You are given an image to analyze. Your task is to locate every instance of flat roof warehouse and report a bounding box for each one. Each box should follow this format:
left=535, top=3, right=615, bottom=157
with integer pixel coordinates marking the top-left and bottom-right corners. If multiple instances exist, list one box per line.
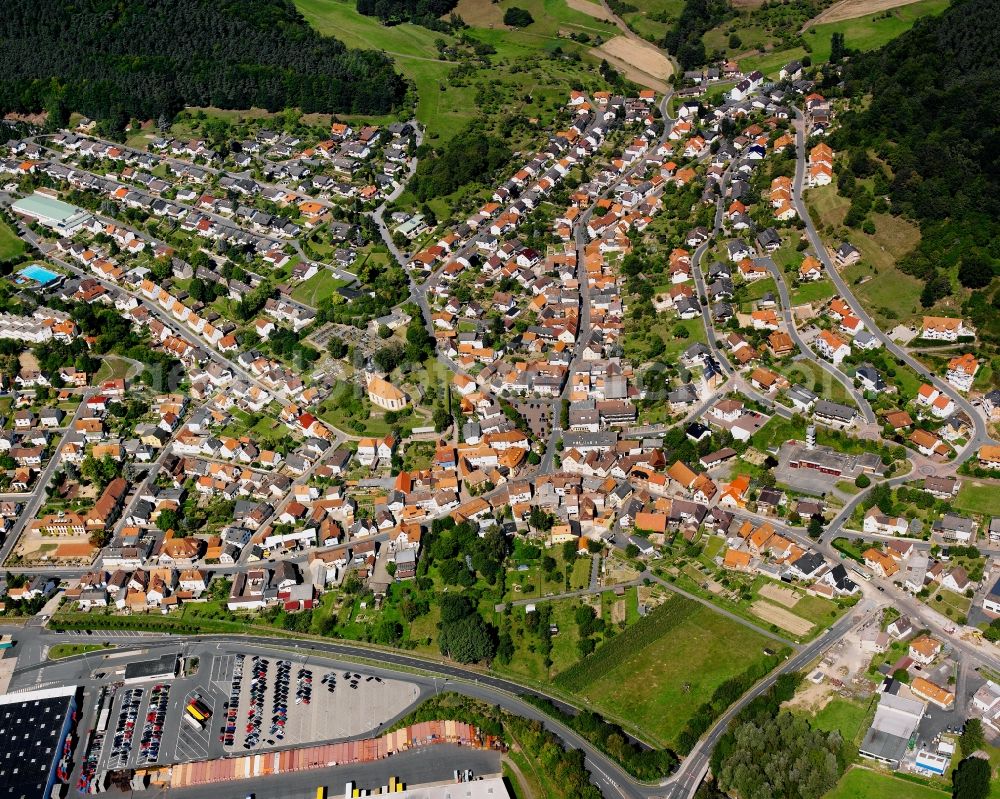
left=11, top=191, right=92, bottom=235
left=123, top=653, right=179, bottom=684
left=0, top=685, right=79, bottom=799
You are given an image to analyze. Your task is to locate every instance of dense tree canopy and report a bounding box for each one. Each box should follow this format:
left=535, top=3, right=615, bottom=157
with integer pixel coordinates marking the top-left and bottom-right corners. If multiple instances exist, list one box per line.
left=410, top=123, right=512, bottom=201
left=835, top=0, right=1000, bottom=322
left=357, top=0, right=458, bottom=26
left=663, top=0, right=730, bottom=69
left=717, top=712, right=845, bottom=799
left=0, top=0, right=406, bottom=127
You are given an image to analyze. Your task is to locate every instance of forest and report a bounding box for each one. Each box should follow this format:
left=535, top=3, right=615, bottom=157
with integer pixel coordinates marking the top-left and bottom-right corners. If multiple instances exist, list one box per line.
left=834, top=0, right=1000, bottom=334
left=356, top=0, right=459, bottom=28
left=0, top=0, right=406, bottom=129
left=409, top=123, right=512, bottom=201
left=663, top=0, right=732, bottom=69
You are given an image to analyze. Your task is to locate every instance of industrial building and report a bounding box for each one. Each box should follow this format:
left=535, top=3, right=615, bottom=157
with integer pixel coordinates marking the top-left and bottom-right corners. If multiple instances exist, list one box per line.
left=11, top=192, right=92, bottom=235
left=859, top=691, right=924, bottom=768
left=0, top=685, right=79, bottom=799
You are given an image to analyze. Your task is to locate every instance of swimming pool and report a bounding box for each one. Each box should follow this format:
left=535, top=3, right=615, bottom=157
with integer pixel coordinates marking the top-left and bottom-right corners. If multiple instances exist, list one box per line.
left=18, top=265, right=60, bottom=285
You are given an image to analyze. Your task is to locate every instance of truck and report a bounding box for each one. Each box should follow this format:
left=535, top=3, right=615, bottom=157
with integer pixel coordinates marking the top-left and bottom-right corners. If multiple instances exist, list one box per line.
left=315, top=788, right=326, bottom=799
left=183, top=714, right=204, bottom=731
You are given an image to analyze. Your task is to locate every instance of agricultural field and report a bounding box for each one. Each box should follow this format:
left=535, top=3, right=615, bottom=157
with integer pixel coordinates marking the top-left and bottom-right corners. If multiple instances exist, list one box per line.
left=555, top=596, right=774, bottom=746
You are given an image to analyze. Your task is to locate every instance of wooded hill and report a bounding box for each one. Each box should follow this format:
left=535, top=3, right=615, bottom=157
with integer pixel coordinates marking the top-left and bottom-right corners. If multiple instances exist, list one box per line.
left=0, top=0, right=406, bottom=128
left=834, top=0, right=1000, bottom=332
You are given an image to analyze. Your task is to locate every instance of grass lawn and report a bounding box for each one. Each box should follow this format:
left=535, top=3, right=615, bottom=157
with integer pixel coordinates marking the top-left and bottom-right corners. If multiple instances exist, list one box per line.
left=751, top=414, right=808, bottom=451
left=931, top=587, right=971, bottom=618
left=48, top=643, right=112, bottom=660
left=0, top=219, right=25, bottom=260
left=825, top=767, right=948, bottom=799
left=808, top=697, right=870, bottom=743
left=290, top=269, right=348, bottom=307
left=778, top=358, right=854, bottom=405
left=571, top=600, right=773, bottom=747
left=954, top=480, right=1000, bottom=516
left=790, top=278, right=836, bottom=306
left=663, top=317, right=708, bottom=360
left=94, top=355, right=135, bottom=384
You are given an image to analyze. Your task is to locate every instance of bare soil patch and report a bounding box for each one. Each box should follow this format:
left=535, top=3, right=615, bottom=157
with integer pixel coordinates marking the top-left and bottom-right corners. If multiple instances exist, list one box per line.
left=759, top=583, right=801, bottom=608
left=751, top=600, right=814, bottom=636
left=591, top=35, right=674, bottom=91
left=806, top=0, right=925, bottom=27
left=612, top=599, right=626, bottom=624
left=565, top=0, right=610, bottom=18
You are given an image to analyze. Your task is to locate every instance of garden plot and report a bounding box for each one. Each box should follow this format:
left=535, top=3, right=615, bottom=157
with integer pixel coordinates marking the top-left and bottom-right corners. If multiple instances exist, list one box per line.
left=751, top=601, right=814, bottom=637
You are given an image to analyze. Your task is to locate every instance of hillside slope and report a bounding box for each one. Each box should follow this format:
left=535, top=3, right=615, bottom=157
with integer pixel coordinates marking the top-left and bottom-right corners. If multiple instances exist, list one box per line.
left=0, top=0, right=406, bottom=126
left=834, top=0, right=1000, bottom=337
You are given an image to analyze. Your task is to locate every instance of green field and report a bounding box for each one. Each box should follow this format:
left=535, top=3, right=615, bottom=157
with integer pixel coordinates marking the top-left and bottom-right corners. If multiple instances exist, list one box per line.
left=295, top=0, right=618, bottom=141
left=779, top=358, right=854, bottom=405
left=805, top=0, right=951, bottom=63
left=738, top=0, right=950, bottom=77
left=0, top=219, right=25, bottom=260
left=807, top=183, right=928, bottom=326
left=954, top=480, right=1000, bottom=516
left=790, top=278, right=836, bottom=306
left=94, top=355, right=135, bottom=384
left=48, top=642, right=113, bottom=660
left=620, top=0, right=686, bottom=40
left=809, top=697, right=870, bottom=743
left=289, top=269, right=349, bottom=307
left=560, top=598, right=773, bottom=747
left=824, top=767, right=947, bottom=799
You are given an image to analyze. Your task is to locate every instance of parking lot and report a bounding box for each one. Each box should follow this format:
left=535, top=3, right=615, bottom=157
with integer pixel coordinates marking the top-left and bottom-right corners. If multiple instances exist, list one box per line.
left=87, top=646, right=424, bottom=778
left=226, top=653, right=421, bottom=753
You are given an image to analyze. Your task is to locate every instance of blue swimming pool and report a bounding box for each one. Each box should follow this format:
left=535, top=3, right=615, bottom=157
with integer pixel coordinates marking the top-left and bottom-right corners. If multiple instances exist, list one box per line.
left=18, top=265, right=60, bottom=285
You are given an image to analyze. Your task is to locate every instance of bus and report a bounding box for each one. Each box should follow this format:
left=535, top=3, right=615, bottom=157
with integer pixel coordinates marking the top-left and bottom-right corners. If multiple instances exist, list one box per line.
left=185, top=698, right=211, bottom=723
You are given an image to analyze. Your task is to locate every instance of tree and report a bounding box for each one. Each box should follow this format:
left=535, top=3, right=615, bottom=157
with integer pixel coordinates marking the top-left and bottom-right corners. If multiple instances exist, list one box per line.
left=327, top=336, right=348, bottom=359
left=503, top=6, right=534, bottom=26
left=439, top=613, right=497, bottom=663
left=372, top=618, right=403, bottom=646
left=953, top=756, right=991, bottom=799
left=497, top=631, right=515, bottom=664
left=808, top=515, right=825, bottom=539
left=892, top=667, right=910, bottom=684
left=386, top=561, right=397, bottom=578
left=728, top=33, right=742, bottom=49
left=156, top=509, right=180, bottom=532
left=830, top=31, right=845, bottom=62
left=959, top=254, right=995, bottom=289
left=855, top=474, right=871, bottom=488
left=960, top=719, right=986, bottom=757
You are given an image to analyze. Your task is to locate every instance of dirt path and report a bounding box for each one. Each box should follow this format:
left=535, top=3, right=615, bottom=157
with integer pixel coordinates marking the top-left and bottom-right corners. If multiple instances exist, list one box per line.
left=804, top=0, right=926, bottom=27
left=503, top=753, right=535, bottom=799
left=565, top=0, right=609, bottom=18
